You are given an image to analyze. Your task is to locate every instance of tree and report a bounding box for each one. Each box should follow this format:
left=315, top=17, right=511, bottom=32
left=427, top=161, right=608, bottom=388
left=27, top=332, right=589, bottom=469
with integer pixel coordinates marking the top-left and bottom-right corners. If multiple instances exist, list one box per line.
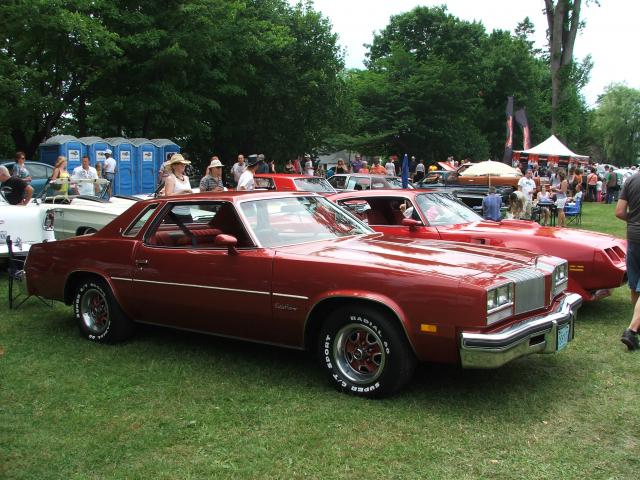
left=544, top=0, right=583, bottom=133
left=592, top=84, right=640, bottom=165
left=0, top=0, right=121, bottom=158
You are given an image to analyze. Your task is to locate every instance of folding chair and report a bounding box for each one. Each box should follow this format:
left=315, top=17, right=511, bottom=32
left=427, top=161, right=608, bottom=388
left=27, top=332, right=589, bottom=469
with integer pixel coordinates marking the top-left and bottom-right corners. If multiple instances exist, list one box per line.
left=565, top=199, right=582, bottom=226
left=6, top=236, right=53, bottom=309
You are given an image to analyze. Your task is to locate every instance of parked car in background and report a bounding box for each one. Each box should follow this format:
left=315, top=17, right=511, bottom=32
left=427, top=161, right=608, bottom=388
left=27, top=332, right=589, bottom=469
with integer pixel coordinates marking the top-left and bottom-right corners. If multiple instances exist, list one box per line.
left=330, top=189, right=627, bottom=302
left=414, top=170, right=513, bottom=208
left=26, top=191, right=581, bottom=398
left=0, top=160, right=54, bottom=196
left=328, top=174, right=412, bottom=192
left=0, top=178, right=136, bottom=257
left=254, top=174, right=336, bottom=195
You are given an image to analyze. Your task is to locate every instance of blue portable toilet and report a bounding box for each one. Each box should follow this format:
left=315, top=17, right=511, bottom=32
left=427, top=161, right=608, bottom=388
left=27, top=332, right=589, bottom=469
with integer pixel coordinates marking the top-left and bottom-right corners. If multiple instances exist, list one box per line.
left=104, top=137, right=136, bottom=195
left=130, top=138, right=157, bottom=194
left=150, top=138, right=180, bottom=177
left=78, top=136, right=110, bottom=168
left=39, top=135, right=83, bottom=170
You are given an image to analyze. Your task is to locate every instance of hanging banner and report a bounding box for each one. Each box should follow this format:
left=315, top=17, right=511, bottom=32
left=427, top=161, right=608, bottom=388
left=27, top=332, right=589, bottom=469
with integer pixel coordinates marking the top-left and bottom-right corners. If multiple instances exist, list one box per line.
left=515, top=108, right=531, bottom=149
left=502, top=96, right=514, bottom=164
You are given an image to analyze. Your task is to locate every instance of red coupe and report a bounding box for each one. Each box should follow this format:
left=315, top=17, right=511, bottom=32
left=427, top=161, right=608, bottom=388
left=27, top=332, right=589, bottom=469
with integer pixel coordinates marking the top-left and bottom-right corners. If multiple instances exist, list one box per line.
left=25, top=191, right=582, bottom=398
left=330, top=189, right=627, bottom=302
left=254, top=173, right=336, bottom=195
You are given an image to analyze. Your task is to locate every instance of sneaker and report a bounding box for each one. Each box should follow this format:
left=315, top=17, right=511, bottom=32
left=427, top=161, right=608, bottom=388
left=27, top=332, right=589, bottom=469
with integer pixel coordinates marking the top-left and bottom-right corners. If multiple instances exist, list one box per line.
left=621, top=329, right=639, bottom=351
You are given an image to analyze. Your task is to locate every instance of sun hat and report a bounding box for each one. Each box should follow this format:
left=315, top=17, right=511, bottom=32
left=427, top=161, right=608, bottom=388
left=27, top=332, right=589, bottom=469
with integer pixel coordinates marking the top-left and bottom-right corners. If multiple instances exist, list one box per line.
left=104, top=148, right=112, bottom=155
left=208, top=159, right=223, bottom=169
left=166, top=153, right=191, bottom=166
left=247, top=154, right=260, bottom=167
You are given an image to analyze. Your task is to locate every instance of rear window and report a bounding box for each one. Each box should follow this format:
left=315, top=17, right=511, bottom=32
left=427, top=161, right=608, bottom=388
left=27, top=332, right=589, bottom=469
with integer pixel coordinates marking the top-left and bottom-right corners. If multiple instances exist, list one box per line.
left=123, top=204, right=158, bottom=237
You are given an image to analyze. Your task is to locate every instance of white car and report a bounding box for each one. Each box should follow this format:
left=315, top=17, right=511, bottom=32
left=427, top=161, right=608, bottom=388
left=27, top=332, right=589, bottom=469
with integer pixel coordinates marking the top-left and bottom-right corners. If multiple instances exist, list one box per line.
left=0, top=178, right=138, bottom=256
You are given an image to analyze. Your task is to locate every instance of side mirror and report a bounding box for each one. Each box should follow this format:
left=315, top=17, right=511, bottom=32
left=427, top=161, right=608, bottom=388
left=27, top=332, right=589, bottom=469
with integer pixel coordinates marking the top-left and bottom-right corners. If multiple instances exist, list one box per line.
left=401, top=218, right=422, bottom=230
left=215, top=234, right=238, bottom=255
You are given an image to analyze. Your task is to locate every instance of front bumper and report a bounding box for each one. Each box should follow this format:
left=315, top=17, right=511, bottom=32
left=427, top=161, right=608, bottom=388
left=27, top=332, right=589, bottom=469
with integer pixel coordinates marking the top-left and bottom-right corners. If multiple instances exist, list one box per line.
left=459, top=293, right=583, bottom=368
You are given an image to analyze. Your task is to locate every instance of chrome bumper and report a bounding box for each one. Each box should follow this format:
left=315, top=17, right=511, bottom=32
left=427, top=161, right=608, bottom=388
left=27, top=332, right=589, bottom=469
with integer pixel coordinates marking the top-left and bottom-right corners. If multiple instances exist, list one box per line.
left=460, top=293, right=583, bottom=369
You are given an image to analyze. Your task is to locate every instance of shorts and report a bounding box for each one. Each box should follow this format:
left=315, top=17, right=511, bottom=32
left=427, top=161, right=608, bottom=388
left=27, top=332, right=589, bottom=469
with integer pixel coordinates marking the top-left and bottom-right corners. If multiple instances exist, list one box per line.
left=104, top=172, right=115, bottom=182
left=555, top=197, right=567, bottom=209
left=627, top=241, right=640, bottom=292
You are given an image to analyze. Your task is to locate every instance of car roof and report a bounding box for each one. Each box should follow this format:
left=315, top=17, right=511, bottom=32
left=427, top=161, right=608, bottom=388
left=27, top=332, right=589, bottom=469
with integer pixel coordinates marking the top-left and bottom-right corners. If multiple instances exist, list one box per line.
left=254, top=173, right=308, bottom=179
left=138, top=190, right=320, bottom=206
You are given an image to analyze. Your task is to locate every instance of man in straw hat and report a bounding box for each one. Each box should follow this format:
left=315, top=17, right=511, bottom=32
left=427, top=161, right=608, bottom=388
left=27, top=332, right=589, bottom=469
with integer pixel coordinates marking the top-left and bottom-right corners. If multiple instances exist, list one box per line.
left=237, top=154, right=260, bottom=191
left=200, top=156, right=225, bottom=192
left=163, top=153, right=193, bottom=196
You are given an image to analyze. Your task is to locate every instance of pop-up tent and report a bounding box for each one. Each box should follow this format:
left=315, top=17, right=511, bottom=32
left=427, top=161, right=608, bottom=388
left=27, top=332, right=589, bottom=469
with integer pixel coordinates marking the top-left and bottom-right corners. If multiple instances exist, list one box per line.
left=514, top=134, right=589, bottom=166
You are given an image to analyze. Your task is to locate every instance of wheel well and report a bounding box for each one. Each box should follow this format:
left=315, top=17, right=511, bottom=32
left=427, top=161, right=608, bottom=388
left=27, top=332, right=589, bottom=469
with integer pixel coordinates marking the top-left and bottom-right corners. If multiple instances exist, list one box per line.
left=64, top=272, right=105, bottom=305
left=304, top=297, right=410, bottom=352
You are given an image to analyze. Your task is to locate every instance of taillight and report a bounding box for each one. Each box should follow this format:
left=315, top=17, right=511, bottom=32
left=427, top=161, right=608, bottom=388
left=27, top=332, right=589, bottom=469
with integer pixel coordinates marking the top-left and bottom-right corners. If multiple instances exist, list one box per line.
left=43, top=209, right=55, bottom=230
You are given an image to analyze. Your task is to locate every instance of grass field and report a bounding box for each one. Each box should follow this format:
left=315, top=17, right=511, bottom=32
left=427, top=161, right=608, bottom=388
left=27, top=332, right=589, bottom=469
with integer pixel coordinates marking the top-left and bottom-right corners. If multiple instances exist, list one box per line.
left=1, top=202, right=638, bottom=479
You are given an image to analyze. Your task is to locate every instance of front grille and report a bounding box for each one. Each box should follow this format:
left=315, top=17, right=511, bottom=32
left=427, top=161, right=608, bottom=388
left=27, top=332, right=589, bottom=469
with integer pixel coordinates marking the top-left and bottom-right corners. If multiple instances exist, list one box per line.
left=501, top=268, right=546, bottom=315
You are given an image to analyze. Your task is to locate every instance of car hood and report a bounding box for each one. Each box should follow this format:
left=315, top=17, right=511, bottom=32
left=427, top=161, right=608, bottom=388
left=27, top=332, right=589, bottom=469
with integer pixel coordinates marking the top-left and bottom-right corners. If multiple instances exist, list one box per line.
left=439, top=220, right=624, bottom=247
left=280, top=234, right=539, bottom=284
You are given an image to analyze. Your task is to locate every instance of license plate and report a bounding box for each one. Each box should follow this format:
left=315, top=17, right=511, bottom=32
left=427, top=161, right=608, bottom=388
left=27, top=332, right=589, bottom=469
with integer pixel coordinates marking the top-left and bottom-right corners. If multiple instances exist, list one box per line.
left=557, top=324, right=571, bottom=351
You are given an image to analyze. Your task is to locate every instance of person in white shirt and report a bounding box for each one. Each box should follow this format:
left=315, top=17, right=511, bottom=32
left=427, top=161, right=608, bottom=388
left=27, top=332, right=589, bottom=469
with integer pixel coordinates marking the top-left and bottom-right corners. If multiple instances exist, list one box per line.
left=303, top=154, right=314, bottom=176
left=518, top=169, right=537, bottom=219
left=385, top=158, right=396, bottom=176
left=103, top=149, right=117, bottom=197
left=231, top=154, right=246, bottom=186
left=72, top=156, right=99, bottom=196
left=237, top=155, right=260, bottom=190
left=163, top=154, right=192, bottom=196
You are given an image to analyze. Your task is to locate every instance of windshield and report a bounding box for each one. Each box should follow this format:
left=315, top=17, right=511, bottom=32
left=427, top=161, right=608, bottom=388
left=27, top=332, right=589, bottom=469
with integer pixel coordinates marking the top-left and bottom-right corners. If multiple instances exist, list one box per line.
left=415, top=193, right=482, bottom=226
left=41, top=178, right=110, bottom=201
left=293, top=177, right=336, bottom=193
left=240, top=195, right=372, bottom=247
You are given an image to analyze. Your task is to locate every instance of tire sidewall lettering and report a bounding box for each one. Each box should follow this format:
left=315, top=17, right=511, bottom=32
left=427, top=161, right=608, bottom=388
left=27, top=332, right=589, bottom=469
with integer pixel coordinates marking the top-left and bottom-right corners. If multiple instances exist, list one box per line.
left=74, top=281, right=111, bottom=341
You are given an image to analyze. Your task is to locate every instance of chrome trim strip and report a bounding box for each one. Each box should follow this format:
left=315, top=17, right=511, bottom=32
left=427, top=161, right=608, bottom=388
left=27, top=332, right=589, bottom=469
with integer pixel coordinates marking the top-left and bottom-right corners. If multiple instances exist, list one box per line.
left=123, top=278, right=270, bottom=296
left=111, top=276, right=133, bottom=282
left=273, top=293, right=309, bottom=300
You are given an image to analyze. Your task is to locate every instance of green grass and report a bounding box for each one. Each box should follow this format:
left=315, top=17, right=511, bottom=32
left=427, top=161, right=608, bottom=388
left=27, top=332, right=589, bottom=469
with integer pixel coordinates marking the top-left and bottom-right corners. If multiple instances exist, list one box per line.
left=1, top=202, right=638, bottom=479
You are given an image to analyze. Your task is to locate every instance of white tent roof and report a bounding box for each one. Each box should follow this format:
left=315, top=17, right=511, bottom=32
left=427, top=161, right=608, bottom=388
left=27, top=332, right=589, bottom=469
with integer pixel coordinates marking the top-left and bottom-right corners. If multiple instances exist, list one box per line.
left=515, top=134, right=588, bottom=158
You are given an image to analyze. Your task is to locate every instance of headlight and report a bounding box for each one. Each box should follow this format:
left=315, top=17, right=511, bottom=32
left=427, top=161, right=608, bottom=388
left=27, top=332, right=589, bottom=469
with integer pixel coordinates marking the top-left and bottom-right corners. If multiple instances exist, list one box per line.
left=486, top=282, right=514, bottom=325
left=552, top=261, right=569, bottom=295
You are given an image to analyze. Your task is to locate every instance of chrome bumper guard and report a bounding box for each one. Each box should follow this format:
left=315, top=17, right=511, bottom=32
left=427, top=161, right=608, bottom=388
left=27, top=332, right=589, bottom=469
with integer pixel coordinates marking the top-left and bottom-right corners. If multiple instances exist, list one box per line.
left=460, top=293, right=583, bottom=369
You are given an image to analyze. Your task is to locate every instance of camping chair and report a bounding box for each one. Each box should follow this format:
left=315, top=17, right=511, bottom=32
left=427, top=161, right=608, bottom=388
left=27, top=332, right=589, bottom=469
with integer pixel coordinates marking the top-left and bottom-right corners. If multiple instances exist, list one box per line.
left=564, top=199, right=582, bottom=226
left=6, top=236, right=53, bottom=309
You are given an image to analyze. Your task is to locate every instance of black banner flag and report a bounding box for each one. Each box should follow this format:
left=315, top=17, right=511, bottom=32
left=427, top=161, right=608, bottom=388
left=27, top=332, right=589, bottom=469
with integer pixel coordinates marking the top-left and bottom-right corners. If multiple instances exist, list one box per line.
left=502, top=96, right=514, bottom=164
left=515, top=108, right=531, bottom=150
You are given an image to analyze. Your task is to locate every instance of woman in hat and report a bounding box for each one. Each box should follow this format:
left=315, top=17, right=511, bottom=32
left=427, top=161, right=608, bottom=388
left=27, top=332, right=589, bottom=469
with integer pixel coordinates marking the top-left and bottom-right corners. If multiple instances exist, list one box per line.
left=163, top=154, right=193, bottom=196
left=200, top=157, right=225, bottom=192
left=49, top=156, right=70, bottom=194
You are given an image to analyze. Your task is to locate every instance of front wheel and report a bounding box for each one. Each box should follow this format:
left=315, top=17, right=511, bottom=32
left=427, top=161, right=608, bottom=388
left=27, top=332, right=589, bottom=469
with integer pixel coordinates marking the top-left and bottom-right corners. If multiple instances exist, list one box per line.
left=74, top=278, right=133, bottom=343
left=318, top=305, right=416, bottom=398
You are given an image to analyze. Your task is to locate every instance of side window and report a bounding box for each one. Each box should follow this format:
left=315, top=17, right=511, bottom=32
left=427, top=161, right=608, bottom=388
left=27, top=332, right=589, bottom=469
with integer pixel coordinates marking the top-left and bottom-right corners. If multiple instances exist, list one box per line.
left=338, top=199, right=371, bottom=223
left=330, top=176, right=346, bottom=189
left=123, top=204, right=159, bottom=237
left=28, top=164, right=47, bottom=178
left=355, top=177, right=371, bottom=190
left=146, top=201, right=254, bottom=248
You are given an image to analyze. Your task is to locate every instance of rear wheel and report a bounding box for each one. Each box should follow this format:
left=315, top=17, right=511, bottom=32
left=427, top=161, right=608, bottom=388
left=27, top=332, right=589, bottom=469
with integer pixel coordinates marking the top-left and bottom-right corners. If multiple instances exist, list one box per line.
left=73, top=278, right=132, bottom=343
left=318, top=305, right=416, bottom=398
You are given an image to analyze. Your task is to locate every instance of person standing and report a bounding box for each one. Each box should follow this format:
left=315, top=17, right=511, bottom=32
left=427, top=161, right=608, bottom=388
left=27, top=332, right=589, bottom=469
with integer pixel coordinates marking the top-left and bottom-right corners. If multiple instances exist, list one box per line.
left=163, top=154, right=192, bottom=196
left=284, top=159, right=295, bottom=173
left=256, top=154, right=270, bottom=174
left=482, top=186, right=502, bottom=221
left=518, top=169, right=536, bottom=219
left=303, top=154, right=314, bottom=176
left=359, top=161, right=370, bottom=174
left=552, top=168, right=569, bottom=227
left=232, top=154, right=246, bottom=186
left=414, top=160, right=426, bottom=182
left=11, top=152, right=31, bottom=183
left=0, top=165, right=33, bottom=205
left=335, top=159, right=348, bottom=174
left=103, top=149, right=117, bottom=197
left=237, top=155, right=260, bottom=190
left=350, top=154, right=363, bottom=173
left=50, top=156, right=70, bottom=194
left=370, top=159, right=386, bottom=174
left=199, top=157, right=225, bottom=192
left=586, top=167, right=598, bottom=201
left=385, top=157, right=396, bottom=176
left=615, top=173, right=640, bottom=350
left=72, top=155, right=99, bottom=196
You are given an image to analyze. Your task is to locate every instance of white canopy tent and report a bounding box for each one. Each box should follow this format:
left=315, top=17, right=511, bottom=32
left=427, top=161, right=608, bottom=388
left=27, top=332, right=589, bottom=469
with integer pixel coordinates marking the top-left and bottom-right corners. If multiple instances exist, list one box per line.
left=514, top=134, right=589, bottom=159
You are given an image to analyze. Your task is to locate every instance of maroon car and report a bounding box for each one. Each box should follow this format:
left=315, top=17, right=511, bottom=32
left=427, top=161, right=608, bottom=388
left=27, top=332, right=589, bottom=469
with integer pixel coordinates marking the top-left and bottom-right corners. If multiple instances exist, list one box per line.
left=25, top=191, right=582, bottom=398
left=330, top=189, right=627, bottom=302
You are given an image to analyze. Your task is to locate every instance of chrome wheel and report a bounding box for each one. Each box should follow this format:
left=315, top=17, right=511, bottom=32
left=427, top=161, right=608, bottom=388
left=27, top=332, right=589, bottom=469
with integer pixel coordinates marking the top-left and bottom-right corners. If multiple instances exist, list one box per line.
left=80, top=288, right=110, bottom=335
left=334, top=323, right=386, bottom=384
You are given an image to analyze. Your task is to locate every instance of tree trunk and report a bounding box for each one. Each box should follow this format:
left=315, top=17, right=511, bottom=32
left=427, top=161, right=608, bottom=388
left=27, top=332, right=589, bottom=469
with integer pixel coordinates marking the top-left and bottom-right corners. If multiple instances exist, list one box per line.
left=545, top=0, right=582, bottom=134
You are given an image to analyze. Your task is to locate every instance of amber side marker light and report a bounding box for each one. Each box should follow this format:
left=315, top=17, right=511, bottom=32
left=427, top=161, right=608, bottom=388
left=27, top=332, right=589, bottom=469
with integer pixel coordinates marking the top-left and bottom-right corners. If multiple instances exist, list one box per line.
left=420, top=324, right=437, bottom=333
